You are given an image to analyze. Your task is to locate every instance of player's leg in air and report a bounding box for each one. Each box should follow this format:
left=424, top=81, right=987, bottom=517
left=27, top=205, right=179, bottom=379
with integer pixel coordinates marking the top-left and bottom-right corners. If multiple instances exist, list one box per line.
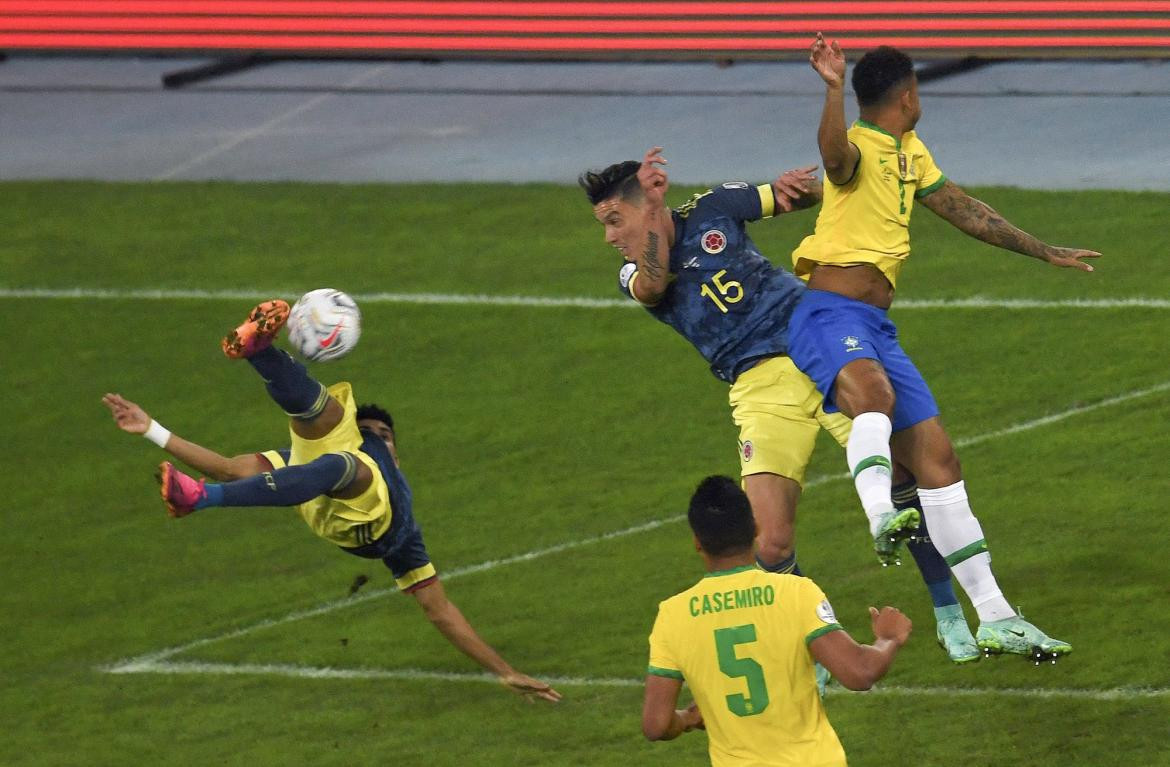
left=892, top=464, right=979, bottom=664
left=790, top=298, right=1069, bottom=662
left=891, top=418, right=1071, bottom=663
left=160, top=300, right=372, bottom=516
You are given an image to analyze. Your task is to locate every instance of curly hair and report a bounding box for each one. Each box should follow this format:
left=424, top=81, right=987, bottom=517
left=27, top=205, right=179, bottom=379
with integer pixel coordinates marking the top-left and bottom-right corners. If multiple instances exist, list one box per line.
left=852, top=46, right=915, bottom=107
left=355, top=403, right=394, bottom=436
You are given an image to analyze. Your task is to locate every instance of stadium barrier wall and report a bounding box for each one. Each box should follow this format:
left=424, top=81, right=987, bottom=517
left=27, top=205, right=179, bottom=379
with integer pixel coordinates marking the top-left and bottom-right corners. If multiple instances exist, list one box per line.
left=2, top=1, right=1170, bottom=60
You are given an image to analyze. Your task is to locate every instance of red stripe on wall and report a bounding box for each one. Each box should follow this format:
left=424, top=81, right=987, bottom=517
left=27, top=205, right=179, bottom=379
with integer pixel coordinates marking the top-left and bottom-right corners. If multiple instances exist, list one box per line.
left=2, top=32, right=1168, bottom=49
left=4, top=1, right=1170, bottom=17
left=5, top=16, right=1170, bottom=33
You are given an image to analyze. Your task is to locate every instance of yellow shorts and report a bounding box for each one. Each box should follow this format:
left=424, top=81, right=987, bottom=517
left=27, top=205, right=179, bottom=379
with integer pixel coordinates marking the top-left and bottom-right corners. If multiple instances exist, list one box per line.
left=278, top=381, right=392, bottom=547
left=728, top=356, right=851, bottom=485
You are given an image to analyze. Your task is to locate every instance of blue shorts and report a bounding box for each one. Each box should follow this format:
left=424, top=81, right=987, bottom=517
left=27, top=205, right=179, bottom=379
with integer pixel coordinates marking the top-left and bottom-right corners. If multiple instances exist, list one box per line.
left=787, top=289, right=939, bottom=432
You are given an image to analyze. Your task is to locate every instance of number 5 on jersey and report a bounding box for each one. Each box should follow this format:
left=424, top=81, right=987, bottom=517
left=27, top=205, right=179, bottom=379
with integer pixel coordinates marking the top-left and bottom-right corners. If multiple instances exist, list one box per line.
left=715, top=624, right=770, bottom=716
left=700, top=269, right=745, bottom=313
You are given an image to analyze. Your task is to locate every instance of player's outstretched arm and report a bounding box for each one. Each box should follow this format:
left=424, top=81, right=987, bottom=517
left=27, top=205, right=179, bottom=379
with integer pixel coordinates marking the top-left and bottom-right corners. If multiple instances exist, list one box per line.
left=627, top=145, right=673, bottom=305
left=919, top=180, right=1101, bottom=271
left=411, top=579, right=562, bottom=703
left=642, top=675, right=704, bottom=741
left=810, top=33, right=860, bottom=186
left=809, top=606, right=912, bottom=691
left=102, top=392, right=271, bottom=481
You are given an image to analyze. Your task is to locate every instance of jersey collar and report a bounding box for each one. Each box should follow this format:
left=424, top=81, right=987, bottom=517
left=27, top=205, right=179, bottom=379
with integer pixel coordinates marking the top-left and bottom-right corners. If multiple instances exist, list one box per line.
left=703, top=563, right=759, bottom=579
left=854, top=119, right=902, bottom=150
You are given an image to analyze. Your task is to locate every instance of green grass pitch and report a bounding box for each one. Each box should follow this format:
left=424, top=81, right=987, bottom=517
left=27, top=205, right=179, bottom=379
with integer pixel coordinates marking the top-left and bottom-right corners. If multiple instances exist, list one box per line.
left=2, top=181, right=1168, bottom=766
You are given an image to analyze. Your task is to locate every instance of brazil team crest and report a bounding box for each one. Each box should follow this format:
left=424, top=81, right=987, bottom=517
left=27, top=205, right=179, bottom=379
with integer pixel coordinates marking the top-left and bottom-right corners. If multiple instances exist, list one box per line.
left=701, top=230, right=727, bottom=254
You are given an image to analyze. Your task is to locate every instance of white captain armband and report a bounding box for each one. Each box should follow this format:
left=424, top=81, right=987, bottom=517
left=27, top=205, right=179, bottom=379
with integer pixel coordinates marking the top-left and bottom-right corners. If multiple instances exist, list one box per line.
left=143, top=419, right=172, bottom=448
left=618, top=261, right=637, bottom=292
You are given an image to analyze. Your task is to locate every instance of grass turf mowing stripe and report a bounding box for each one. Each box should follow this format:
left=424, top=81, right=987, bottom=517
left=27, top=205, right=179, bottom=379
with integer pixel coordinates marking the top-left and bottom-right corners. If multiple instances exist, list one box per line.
left=110, top=660, right=1170, bottom=702
left=3, top=286, right=1170, bottom=310
left=101, top=378, right=1169, bottom=674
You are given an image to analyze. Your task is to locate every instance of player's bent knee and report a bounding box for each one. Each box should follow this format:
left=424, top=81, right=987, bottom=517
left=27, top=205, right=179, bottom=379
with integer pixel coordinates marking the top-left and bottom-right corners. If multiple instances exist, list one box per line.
left=756, top=536, right=795, bottom=567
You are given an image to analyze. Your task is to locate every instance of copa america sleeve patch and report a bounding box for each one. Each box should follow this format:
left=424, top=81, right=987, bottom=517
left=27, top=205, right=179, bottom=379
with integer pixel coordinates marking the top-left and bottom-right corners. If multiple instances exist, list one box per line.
left=618, top=261, right=637, bottom=290
left=815, top=599, right=838, bottom=625
left=722, top=181, right=749, bottom=189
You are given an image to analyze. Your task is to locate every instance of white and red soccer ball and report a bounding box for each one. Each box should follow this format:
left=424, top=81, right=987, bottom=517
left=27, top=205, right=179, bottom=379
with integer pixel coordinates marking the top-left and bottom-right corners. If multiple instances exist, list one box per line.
left=287, top=288, right=362, bottom=362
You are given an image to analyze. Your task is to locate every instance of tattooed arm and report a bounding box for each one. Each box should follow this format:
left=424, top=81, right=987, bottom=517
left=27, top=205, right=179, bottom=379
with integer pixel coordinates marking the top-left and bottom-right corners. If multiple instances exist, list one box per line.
left=629, top=147, right=674, bottom=304
left=918, top=180, right=1101, bottom=272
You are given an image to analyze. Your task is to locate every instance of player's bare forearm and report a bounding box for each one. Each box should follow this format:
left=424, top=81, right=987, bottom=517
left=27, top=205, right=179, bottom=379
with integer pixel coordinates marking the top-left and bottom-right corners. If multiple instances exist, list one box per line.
left=164, top=435, right=267, bottom=482
left=817, top=86, right=858, bottom=185
left=415, top=582, right=509, bottom=672
left=643, top=676, right=701, bottom=740
left=413, top=581, right=560, bottom=701
left=631, top=148, right=672, bottom=302
left=920, top=180, right=1047, bottom=256
left=103, top=392, right=265, bottom=481
left=625, top=211, right=671, bottom=304
left=848, top=639, right=901, bottom=690
left=810, top=607, right=910, bottom=691
left=920, top=180, right=1101, bottom=271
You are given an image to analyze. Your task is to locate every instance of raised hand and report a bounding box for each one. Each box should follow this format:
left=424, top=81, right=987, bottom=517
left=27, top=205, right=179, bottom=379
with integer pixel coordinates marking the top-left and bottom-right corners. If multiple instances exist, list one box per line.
left=810, top=32, right=846, bottom=87
left=638, top=145, right=669, bottom=208
left=102, top=392, right=151, bottom=435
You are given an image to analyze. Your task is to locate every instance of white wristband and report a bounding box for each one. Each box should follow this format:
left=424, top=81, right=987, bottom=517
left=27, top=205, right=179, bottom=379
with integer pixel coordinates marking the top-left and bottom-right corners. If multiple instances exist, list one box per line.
left=144, top=419, right=172, bottom=448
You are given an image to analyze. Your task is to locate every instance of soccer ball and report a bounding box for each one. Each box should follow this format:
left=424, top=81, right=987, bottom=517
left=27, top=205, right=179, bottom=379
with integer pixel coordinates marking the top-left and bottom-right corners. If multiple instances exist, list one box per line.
left=287, top=288, right=361, bottom=361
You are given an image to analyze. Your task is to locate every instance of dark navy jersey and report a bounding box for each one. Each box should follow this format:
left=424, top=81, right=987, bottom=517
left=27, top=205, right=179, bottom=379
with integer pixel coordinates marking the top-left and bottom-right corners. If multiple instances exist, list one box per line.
left=353, top=428, right=431, bottom=583
left=618, top=182, right=806, bottom=383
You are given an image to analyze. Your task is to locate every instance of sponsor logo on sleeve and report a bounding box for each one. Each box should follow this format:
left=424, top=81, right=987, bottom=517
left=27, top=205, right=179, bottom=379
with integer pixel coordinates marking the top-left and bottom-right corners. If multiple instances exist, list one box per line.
left=816, top=599, right=838, bottom=625
left=701, top=230, right=727, bottom=254
left=619, top=261, right=637, bottom=289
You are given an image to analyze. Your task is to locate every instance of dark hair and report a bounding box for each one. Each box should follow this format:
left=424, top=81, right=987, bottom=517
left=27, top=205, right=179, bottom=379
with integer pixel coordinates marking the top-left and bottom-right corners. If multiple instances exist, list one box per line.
left=852, top=46, right=915, bottom=107
left=688, top=476, right=756, bottom=556
left=356, top=403, right=394, bottom=436
left=578, top=160, right=642, bottom=205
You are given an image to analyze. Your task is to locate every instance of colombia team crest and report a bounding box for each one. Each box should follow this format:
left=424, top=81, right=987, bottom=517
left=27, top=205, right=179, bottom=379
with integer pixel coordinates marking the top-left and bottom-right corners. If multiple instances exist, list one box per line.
left=701, top=229, right=727, bottom=254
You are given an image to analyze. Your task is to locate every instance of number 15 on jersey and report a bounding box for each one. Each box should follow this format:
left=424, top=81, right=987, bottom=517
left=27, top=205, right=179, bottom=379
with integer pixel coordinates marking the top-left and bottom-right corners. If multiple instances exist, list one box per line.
left=700, top=269, right=745, bottom=313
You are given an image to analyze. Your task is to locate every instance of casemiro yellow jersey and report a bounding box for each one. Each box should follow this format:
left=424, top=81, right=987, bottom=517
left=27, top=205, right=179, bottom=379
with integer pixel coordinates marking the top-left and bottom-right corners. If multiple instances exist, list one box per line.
left=792, top=121, right=946, bottom=289
left=648, top=565, right=846, bottom=767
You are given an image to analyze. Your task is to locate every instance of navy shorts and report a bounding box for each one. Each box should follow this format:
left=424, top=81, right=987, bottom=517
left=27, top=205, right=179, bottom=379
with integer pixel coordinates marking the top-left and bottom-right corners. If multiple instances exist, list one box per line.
left=342, top=502, right=434, bottom=589
left=788, top=288, right=939, bottom=432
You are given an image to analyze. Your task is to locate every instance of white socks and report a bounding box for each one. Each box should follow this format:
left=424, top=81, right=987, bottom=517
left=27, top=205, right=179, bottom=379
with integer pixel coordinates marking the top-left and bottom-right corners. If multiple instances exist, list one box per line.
left=917, top=481, right=1014, bottom=622
left=847, top=412, right=895, bottom=537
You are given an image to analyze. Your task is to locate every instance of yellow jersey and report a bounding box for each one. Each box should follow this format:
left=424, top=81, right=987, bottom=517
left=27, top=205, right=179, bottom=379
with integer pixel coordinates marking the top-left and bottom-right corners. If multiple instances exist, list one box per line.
left=648, top=565, right=847, bottom=767
left=792, top=121, right=946, bottom=289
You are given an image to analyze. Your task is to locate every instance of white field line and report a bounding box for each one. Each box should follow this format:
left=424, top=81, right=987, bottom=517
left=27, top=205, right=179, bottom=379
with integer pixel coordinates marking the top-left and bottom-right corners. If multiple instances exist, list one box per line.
left=110, top=660, right=1170, bottom=702
left=3, top=286, right=1169, bottom=310
left=102, top=378, right=1169, bottom=676
left=105, top=516, right=681, bottom=671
